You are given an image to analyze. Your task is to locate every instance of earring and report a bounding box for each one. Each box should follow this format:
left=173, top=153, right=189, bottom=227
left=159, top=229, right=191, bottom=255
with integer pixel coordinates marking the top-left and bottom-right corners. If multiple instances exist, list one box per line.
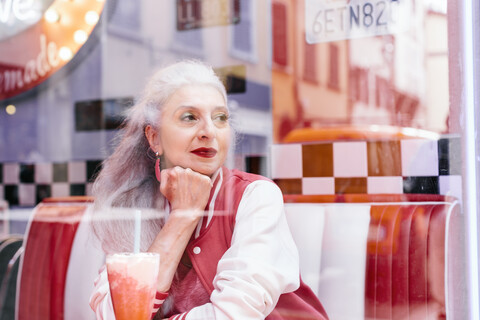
left=155, top=151, right=161, bottom=182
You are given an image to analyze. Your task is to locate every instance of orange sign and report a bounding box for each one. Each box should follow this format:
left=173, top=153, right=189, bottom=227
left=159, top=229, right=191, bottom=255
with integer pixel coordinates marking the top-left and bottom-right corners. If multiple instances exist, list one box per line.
left=0, top=0, right=105, bottom=100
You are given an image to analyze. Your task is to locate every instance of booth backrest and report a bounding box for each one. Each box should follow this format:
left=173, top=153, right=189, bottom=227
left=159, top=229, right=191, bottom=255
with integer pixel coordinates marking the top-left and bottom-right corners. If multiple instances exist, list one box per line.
left=16, top=196, right=104, bottom=320
left=15, top=195, right=460, bottom=320
left=284, top=194, right=460, bottom=320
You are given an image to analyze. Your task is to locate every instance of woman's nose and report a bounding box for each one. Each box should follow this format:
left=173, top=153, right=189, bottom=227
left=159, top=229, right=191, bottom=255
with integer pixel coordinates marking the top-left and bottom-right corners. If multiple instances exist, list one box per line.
left=198, top=119, right=215, bottom=139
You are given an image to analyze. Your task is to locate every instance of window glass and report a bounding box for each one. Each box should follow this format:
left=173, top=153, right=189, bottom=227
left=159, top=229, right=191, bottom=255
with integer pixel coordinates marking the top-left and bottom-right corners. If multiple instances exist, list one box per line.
left=272, top=0, right=453, bottom=142
left=0, top=0, right=477, bottom=319
left=232, top=0, right=252, bottom=55
left=270, top=0, right=474, bottom=319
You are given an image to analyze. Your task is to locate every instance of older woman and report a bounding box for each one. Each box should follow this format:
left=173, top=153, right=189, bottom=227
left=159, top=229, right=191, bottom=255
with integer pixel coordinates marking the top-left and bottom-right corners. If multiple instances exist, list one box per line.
left=89, top=61, right=328, bottom=319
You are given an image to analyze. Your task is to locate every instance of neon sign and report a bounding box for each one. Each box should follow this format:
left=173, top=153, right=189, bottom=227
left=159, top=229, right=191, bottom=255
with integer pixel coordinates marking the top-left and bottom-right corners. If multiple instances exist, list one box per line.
left=0, top=0, right=105, bottom=100
left=0, top=0, right=41, bottom=22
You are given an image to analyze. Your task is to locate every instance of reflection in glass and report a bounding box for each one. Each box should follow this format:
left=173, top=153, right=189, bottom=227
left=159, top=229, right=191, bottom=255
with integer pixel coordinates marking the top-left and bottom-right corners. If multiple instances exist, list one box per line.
left=272, top=0, right=449, bottom=143
left=0, top=0, right=54, bottom=41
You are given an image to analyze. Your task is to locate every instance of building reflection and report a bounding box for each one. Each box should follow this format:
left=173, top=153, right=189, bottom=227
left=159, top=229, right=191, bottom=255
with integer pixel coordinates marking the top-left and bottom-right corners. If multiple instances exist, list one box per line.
left=272, top=0, right=449, bottom=143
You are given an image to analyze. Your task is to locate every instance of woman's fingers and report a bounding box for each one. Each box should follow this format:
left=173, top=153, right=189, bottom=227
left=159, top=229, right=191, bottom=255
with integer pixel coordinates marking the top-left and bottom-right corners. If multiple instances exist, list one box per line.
left=159, top=168, right=174, bottom=199
left=159, top=166, right=212, bottom=211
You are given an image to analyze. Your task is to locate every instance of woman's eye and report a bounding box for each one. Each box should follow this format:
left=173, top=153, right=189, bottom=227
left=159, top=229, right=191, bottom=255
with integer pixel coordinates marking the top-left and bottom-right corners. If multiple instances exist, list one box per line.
left=180, top=112, right=196, bottom=122
left=213, top=113, right=229, bottom=122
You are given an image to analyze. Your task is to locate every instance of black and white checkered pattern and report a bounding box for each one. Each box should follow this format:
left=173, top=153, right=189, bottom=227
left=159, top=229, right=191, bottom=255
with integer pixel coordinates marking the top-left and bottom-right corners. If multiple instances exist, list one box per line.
left=270, top=137, right=462, bottom=200
left=0, top=160, right=102, bottom=207
left=0, top=137, right=462, bottom=207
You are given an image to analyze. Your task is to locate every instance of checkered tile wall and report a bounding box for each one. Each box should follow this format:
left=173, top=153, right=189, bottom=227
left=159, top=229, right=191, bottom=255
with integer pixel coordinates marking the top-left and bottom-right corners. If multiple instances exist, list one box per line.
left=0, top=160, right=102, bottom=206
left=0, top=137, right=462, bottom=207
left=271, top=137, right=462, bottom=200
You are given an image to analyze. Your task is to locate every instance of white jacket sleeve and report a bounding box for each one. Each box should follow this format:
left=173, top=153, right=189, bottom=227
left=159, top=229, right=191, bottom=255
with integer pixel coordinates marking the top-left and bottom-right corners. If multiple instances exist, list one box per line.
left=89, top=265, right=116, bottom=320
left=186, top=180, right=300, bottom=320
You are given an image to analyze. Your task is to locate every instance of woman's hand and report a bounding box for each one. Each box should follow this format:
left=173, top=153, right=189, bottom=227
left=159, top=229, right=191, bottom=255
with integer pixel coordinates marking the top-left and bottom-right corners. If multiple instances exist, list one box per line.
left=160, top=166, right=213, bottom=214
left=148, top=167, right=213, bottom=293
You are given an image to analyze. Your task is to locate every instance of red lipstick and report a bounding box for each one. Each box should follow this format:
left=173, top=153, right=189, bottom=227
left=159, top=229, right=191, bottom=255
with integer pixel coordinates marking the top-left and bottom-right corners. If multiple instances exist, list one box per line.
left=191, top=148, right=217, bottom=158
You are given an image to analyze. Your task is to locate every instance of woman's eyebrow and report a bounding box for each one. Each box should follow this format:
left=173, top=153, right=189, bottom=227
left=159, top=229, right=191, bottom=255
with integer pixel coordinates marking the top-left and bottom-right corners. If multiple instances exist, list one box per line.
left=174, top=105, right=197, bottom=112
left=213, top=106, right=228, bottom=112
left=174, top=105, right=227, bottom=113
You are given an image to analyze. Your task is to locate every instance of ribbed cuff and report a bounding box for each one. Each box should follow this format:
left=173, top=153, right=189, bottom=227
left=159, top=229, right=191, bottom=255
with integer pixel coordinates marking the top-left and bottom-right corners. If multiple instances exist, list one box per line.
left=168, top=312, right=188, bottom=320
left=151, top=291, right=169, bottom=319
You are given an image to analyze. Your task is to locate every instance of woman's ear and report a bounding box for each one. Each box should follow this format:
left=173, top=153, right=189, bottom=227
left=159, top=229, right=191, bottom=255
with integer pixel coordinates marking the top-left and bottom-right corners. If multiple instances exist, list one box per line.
left=145, top=125, right=163, bottom=155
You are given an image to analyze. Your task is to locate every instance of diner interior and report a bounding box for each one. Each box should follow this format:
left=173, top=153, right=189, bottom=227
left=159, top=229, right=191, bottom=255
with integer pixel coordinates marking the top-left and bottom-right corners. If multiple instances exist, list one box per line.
left=0, top=0, right=479, bottom=319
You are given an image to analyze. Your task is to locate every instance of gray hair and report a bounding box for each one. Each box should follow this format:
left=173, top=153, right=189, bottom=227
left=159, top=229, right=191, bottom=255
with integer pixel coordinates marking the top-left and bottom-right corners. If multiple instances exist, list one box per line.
left=91, top=60, right=228, bottom=253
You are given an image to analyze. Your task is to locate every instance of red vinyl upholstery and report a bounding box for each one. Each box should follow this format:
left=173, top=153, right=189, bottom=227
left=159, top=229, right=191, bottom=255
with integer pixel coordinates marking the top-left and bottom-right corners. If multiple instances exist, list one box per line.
left=16, top=194, right=457, bottom=319
left=364, top=203, right=450, bottom=319
left=284, top=193, right=458, bottom=319
left=17, top=197, right=93, bottom=320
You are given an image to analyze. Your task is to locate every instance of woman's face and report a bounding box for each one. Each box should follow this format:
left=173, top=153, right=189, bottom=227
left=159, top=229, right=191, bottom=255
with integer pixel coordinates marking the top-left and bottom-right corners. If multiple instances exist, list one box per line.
left=146, top=84, right=231, bottom=177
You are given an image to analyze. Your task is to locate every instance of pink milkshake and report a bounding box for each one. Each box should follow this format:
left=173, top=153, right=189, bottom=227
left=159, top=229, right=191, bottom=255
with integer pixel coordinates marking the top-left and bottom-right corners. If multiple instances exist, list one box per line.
left=106, top=252, right=159, bottom=320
